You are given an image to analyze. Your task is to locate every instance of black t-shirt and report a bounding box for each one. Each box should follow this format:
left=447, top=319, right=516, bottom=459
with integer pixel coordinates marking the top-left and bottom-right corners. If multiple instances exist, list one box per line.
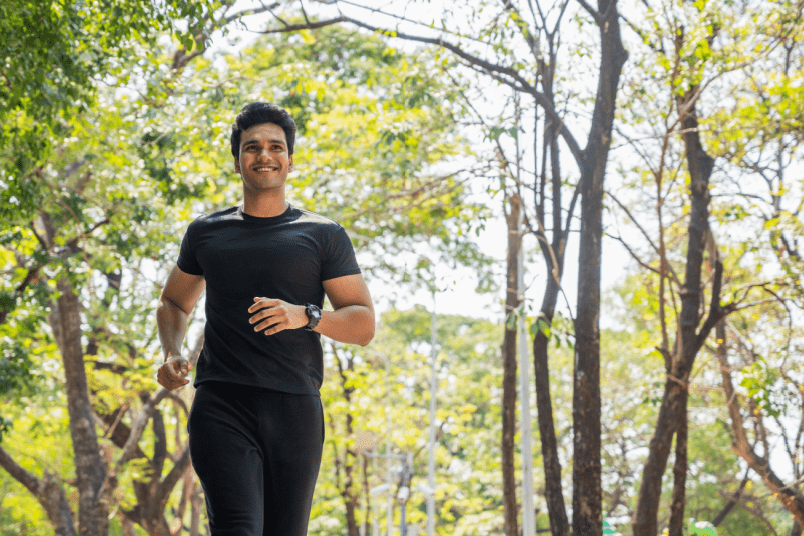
left=176, top=203, right=362, bottom=395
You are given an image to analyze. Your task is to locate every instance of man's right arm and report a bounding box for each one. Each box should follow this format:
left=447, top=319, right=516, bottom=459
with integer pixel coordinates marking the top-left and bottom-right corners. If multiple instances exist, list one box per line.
left=157, top=264, right=206, bottom=362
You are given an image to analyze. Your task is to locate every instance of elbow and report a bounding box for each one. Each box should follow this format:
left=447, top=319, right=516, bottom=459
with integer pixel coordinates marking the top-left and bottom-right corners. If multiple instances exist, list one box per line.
left=360, top=315, right=375, bottom=347
left=359, top=332, right=375, bottom=347
left=358, top=326, right=375, bottom=347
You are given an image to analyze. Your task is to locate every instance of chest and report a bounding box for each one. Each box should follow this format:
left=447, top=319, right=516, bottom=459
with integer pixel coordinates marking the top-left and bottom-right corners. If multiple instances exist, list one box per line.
left=195, top=226, right=323, bottom=298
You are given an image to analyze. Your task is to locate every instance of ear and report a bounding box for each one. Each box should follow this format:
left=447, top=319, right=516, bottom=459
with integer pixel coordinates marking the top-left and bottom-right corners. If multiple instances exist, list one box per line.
left=234, top=156, right=241, bottom=174
left=288, top=155, right=293, bottom=171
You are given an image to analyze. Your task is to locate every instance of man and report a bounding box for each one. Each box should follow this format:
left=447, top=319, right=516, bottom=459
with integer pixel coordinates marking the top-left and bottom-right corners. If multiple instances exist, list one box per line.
left=155, top=102, right=375, bottom=535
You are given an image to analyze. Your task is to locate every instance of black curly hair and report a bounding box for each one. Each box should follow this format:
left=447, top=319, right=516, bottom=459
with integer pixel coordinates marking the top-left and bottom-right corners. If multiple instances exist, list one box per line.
left=230, top=102, right=297, bottom=158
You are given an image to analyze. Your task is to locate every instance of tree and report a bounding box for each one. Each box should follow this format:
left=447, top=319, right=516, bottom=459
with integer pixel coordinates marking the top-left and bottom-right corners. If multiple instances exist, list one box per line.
left=0, top=0, right=222, bottom=226
left=610, top=0, right=804, bottom=533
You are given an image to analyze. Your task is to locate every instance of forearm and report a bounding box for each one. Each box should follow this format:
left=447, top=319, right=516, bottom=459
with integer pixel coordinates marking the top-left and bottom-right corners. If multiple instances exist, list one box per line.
left=311, top=305, right=375, bottom=346
left=156, top=298, right=190, bottom=361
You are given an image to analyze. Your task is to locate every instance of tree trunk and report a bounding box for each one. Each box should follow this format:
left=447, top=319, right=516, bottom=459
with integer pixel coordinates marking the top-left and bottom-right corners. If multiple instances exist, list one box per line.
left=190, top=478, right=203, bottom=536
left=121, top=517, right=138, bottom=536
left=633, top=84, right=716, bottom=536
left=532, top=110, right=571, bottom=536
left=334, top=347, right=361, bottom=536
left=572, top=2, right=627, bottom=534
left=363, top=455, right=371, bottom=536
left=533, top=277, right=570, bottom=536
left=667, top=396, right=688, bottom=536
left=502, top=192, right=522, bottom=536
left=345, top=493, right=360, bottom=536
left=55, top=276, right=109, bottom=536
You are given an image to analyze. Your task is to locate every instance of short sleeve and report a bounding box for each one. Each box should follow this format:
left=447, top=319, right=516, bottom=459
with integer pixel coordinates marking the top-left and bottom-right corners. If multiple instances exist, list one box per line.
left=321, top=225, right=362, bottom=281
left=176, top=221, right=204, bottom=275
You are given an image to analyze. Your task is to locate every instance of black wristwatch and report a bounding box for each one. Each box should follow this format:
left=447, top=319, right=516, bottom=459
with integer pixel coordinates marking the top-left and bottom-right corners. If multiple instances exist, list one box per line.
left=304, top=303, right=322, bottom=331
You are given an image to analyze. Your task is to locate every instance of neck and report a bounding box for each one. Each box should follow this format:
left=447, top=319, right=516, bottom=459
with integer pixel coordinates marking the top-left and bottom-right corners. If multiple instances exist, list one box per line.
left=242, top=190, right=288, bottom=218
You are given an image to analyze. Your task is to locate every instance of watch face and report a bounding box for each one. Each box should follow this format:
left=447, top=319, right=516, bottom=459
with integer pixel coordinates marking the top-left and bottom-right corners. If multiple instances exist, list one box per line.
left=305, top=304, right=321, bottom=331
left=307, top=305, right=321, bottom=320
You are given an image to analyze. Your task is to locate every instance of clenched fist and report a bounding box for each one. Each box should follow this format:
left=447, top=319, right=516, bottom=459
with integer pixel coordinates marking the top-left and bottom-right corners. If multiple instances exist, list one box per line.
left=157, top=355, right=192, bottom=391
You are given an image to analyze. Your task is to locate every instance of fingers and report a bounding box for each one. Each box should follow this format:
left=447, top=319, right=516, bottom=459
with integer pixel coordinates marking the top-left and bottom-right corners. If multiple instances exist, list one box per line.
left=156, top=357, right=192, bottom=391
left=248, top=299, right=285, bottom=333
left=251, top=312, right=283, bottom=333
left=247, top=297, right=279, bottom=314
left=260, top=322, right=286, bottom=336
left=247, top=298, right=301, bottom=335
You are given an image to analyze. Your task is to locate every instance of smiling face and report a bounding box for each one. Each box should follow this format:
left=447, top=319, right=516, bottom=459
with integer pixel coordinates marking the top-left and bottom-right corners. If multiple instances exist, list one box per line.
left=234, top=123, right=294, bottom=194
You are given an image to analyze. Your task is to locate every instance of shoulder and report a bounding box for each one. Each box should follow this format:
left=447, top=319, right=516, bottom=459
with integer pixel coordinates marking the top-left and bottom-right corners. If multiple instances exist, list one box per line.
left=293, top=206, right=346, bottom=232
left=187, top=206, right=240, bottom=230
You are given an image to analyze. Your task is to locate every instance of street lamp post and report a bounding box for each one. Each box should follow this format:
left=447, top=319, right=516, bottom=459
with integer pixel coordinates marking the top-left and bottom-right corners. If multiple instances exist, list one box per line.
left=518, top=208, right=535, bottom=535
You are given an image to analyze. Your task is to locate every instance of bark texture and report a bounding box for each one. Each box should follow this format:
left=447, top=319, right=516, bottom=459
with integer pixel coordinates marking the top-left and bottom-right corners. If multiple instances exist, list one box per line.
left=667, top=396, right=688, bottom=536
left=502, top=192, right=522, bottom=536
left=573, top=1, right=627, bottom=534
left=55, top=276, right=109, bottom=536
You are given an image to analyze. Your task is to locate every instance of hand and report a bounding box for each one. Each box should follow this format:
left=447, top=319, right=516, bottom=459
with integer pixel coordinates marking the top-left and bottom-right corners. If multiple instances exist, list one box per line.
left=157, top=355, right=192, bottom=391
left=248, top=297, right=308, bottom=336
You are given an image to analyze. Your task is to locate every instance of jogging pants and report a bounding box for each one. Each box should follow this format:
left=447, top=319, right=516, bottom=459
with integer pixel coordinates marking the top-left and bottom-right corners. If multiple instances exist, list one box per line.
left=187, top=380, right=325, bottom=536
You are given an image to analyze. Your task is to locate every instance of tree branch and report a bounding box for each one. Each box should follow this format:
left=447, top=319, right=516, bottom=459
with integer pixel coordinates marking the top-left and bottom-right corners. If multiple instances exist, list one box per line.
left=576, top=0, right=604, bottom=25
left=155, top=444, right=192, bottom=515
left=258, top=14, right=585, bottom=164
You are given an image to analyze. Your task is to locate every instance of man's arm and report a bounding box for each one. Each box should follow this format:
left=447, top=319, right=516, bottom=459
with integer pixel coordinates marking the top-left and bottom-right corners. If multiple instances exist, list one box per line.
left=314, top=273, right=375, bottom=346
left=156, top=264, right=206, bottom=362
left=247, top=273, right=375, bottom=346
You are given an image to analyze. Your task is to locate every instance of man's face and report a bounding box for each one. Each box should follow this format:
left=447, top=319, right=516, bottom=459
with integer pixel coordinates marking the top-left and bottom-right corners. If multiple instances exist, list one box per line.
left=234, top=123, right=293, bottom=193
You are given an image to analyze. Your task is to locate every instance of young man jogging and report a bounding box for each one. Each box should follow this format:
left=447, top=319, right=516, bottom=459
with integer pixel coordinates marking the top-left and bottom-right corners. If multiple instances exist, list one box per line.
left=155, top=102, right=375, bottom=535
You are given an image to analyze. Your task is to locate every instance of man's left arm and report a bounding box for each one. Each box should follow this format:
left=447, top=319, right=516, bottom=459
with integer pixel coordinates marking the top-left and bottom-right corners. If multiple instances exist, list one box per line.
left=248, top=273, right=375, bottom=346
left=314, top=273, right=375, bottom=346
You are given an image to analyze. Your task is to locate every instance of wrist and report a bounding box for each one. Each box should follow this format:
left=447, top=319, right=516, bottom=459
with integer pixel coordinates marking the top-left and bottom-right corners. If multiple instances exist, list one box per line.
left=164, top=349, right=184, bottom=363
left=303, top=303, right=322, bottom=331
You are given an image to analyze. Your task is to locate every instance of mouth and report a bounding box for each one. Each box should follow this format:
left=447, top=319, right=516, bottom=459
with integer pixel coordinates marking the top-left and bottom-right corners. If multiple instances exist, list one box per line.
left=253, top=166, right=280, bottom=172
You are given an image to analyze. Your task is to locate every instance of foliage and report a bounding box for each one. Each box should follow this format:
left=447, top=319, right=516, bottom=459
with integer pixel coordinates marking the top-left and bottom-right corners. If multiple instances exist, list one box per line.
left=203, top=22, right=497, bottom=295
left=0, top=0, right=221, bottom=222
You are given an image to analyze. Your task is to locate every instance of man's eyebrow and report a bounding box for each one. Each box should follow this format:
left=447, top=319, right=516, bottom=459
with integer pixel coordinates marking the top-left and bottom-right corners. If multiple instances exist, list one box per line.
left=242, top=138, right=286, bottom=147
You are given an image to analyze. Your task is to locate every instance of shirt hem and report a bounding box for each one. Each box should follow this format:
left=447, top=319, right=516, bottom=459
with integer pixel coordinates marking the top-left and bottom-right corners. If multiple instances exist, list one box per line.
left=193, top=376, right=321, bottom=396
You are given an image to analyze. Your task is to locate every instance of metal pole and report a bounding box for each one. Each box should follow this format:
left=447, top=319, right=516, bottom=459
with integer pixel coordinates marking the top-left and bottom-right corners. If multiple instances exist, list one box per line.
left=427, top=285, right=437, bottom=536
left=386, top=357, right=393, bottom=536
left=400, top=499, right=407, bottom=536
left=373, top=501, right=379, bottom=536
left=518, top=208, right=535, bottom=535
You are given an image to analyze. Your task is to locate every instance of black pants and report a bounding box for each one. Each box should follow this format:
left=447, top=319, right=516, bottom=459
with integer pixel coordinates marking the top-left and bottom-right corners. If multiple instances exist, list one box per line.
left=188, top=381, right=325, bottom=536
